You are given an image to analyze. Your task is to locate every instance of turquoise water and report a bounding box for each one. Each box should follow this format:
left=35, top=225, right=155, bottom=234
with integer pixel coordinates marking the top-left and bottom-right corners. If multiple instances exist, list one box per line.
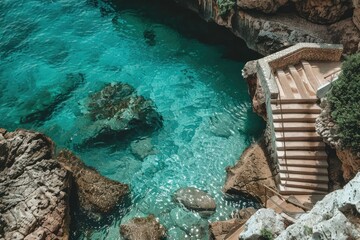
left=0, top=0, right=264, bottom=239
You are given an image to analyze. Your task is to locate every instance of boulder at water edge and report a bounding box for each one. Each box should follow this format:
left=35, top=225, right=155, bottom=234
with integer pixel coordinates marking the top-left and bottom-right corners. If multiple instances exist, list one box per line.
left=57, top=150, right=129, bottom=219
left=120, top=215, right=166, bottom=240
left=173, top=187, right=216, bottom=217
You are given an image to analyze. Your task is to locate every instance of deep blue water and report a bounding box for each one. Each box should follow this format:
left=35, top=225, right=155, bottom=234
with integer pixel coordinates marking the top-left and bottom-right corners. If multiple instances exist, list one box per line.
left=0, top=0, right=264, bottom=239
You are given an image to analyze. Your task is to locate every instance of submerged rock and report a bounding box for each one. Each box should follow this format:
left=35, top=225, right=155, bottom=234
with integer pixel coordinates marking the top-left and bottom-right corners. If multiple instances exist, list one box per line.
left=20, top=72, right=85, bottom=125
left=130, top=137, right=155, bottom=160
left=144, top=29, right=156, bottom=46
left=0, top=129, right=70, bottom=239
left=120, top=215, right=166, bottom=240
left=57, top=150, right=129, bottom=219
left=173, top=187, right=216, bottom=217
left=76, top=82, right=162, bottom=146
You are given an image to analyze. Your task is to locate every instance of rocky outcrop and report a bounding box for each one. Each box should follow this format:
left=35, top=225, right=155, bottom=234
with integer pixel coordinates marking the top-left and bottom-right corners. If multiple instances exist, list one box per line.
left=294, top=0, right=352, bottom=24
left=276, top=172, right=360, bottom=239
left=173, top=0, right=360, bottom=55
left=242, top=61, right=266, bottom=120
left=239, top=208, right=285, bottom=240
left=57, top=150, right=129, bottom=219
left=0, top=129, right=70, bottom=240
left=223, top=141, right=276, bottom=204
left=120, top=215, right=166, bottom=240
left=75, top=82, right=163, bottom=146
left=173, top=187, right=216, bottom=217
left=316, top=98, right=360, bottom=182
left=209, top=207, right=257, bottom=240
left=236, top=0, right=288, bottom=13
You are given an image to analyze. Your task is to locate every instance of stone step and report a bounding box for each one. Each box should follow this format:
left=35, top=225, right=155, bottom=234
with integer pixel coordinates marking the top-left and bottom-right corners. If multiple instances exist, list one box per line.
left=280, top=180, right=328, bottom=191
left=288, top=65, right=311, bottom=98
left=276, top=141, right=325, bottom=150
left=275, top=69, right=295, bottom=99
left=271, top=98, right=317, bottom=104
left=273, top=113, right=317, bottom=122
left=278, top=158, right=328, bottom=168
left=279, top=185, right=328, bottom=195
left=280, top=173, right=329, bottom=183
left=277, top=150, right=328, bottom=160
left=273, top=122, right=315, bottom=131
left=275, top=132, right=322, bottom=141
left=271, top=103, right=321, bottom=114
left=301, top=60, right=322, bottom=90
left=279, top=165, right=328, bottom=175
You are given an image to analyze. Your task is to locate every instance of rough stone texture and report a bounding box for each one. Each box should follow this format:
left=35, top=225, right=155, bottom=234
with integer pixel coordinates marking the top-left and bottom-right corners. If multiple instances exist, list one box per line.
left=120, top=215, right=166, bottom=240
left=209, top=207, right=257, bottom=240
left=316, top=98, right=360, bottom=182
left=74, top=82, right=163, bottom=146
left=328, top=18, right=360, bottom=55
left=173, top=187, right=216, bottom=216
left=57, top=150, right=129, bottom=219
left=353, top=8, right=360, bottom=30
left=0, top=129, right=70, bottom=240
left=242, top=61, right=266, bottom=120
left=239, top=208, right=285, bottom=240
left=223, top=141, right=276, bottom=204
left=276, top=172, right=360, bottom=240
left=237, top=0, right=288, bottom=13
left=294, top=0, right=352, bottom=24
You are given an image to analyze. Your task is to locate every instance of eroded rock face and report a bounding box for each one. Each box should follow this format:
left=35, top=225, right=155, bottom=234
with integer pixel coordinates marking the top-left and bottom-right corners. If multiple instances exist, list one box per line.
left=57, top=150, right=129, bottom=219
left=276, top=172, right=360, bottom=240
left=173, top=187, right=216, bottom=216
left=223, top=141, right=275, bottom=204
left=239, top=208, right=285, bottom=239
left=120, top=215, right=166, bottom=240
left=76, top=82, right=163, bottom=146
left=0, top=129, right=70, bottom=240
left=328, top=18, right=360, bottom=55
left=237, top=0, right=288, bottom=13
left=294, top=0, right=352, bottom=24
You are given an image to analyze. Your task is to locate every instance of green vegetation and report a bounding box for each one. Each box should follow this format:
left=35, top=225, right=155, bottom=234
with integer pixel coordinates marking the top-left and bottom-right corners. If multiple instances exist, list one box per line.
left=328, top=53, right=360, bottom=152
left=216, top=0, right=236, bottom=16
left=260, top=228, right=274, bottom=240
left=303, top=225, right=313, bottom=235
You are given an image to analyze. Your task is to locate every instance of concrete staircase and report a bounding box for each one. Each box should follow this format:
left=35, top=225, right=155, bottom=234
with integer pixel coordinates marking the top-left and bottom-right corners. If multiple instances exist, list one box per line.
left=272, top=62, right=331, bottom=195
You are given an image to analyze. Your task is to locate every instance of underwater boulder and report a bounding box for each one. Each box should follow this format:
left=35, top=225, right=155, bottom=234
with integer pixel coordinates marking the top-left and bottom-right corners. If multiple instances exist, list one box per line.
left=173, top=187, right=216, bottom=217
left=120, top=215, right=166, bottom=240
left=76, top=82, right=163, bottom=146
left=130, top=137, right=155, bottom=160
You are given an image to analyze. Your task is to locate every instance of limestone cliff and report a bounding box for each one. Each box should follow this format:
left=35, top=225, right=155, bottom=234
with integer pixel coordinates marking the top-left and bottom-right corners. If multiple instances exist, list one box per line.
left=172, top=0, right=360, bottom=55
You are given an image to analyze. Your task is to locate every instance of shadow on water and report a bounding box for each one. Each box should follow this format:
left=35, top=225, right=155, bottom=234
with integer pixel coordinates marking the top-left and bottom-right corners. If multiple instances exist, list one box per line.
left=95, top=0, right=262, bottom=62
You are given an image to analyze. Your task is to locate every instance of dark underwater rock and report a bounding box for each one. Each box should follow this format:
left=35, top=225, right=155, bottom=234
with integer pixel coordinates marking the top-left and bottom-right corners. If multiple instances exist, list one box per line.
left=57, top=150, right=129, bottom=219
left=144, top=30, right=156, bottom=46
left=76, top=82, right=162, bottom=146
left=173, top=187, right=216, bottom=217
left=0, top=128, right=70, bottom=239
left=20, top=72, right=85, bottom=125
left=120, top=215, right=167, bottom=240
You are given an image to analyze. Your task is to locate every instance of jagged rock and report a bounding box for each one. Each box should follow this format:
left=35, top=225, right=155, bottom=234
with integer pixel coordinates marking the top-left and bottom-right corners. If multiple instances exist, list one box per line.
left=173, top=187, right=216, bottom=216
left=75, top=82, right=162, bottom=146
left=223, top=141, right=276, bottom=204
left=328, top=18, right=360, bottom=55
left=130, top=137, right=155, bottom=160
left=120, top=215, right=166, bottom=240
left=20, top=73, right=85, bottom=125
left=0, top=129, right=70, bottom=239
left=336, top=149, right=360, bottom=182
left=239, top=208, right=285, bottom=239
left=242, top=61, right=266, bottom=120
left=276, top=172, right=360, bottom=240
left=294, top=0, right=352, bottom=24
left=237, top=0, right=288, bottom=13
left=57, top=150, right=129, bottom=219
left=209, top=207, right=257, bottom=240
left=353, top=8, right=360, bottom=30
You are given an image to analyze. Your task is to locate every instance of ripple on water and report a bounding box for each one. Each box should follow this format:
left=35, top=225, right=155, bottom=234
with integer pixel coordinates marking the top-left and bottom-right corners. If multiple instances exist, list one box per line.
left=0, top=0, right=264, bottom=239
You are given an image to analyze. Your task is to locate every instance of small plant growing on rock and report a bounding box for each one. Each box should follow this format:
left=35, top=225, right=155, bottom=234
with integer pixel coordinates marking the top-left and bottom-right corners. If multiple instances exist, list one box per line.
left=260, top=228, right=274, bottom=240
left=216, top=0, right=236, bottom=16
left=328, top=53, right=360, bottom=152
left=303, top=225, right=313, bottom=235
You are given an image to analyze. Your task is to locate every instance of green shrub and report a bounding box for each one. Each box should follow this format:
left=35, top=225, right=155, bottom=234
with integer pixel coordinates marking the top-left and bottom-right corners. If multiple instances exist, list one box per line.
left=260, top=228, right=274, bottom=240
left=216, top=0, right=236, bottom=16
left=328, top=53, right=360, bottom=152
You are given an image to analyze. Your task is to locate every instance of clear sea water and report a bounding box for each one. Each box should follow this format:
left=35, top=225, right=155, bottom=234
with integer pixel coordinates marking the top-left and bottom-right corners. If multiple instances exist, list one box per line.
left=0, top=0, right=264, bottom=239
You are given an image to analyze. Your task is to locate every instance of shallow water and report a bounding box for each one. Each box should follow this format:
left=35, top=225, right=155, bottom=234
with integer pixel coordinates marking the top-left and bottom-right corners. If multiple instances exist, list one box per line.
left=0, top=0, right=264, bottom=239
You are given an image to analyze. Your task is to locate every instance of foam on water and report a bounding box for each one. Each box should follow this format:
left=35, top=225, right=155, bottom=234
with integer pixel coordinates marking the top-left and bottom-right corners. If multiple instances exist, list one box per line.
left=0, top=0, right=265, bottom=239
